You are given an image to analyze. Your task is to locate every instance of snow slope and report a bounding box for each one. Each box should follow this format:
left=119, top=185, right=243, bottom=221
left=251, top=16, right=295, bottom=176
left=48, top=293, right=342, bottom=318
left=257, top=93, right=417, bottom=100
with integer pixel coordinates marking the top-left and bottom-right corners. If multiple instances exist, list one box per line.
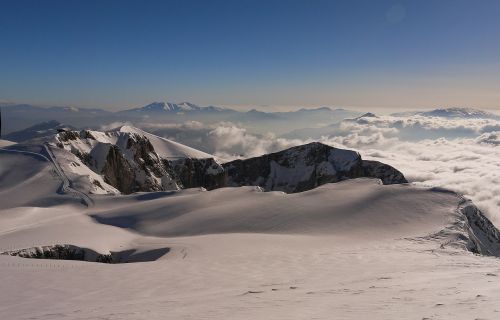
left=0, top=139, right=16, bottom=147
left=91, top=179, right=456, bottom=239
left=1, top=178, right=500, bottom=319
left=55, top=125, right=214, bottom=160
left=0, top=146, right=78, bottom=208
left=2, top=141, right=500, bottom=319
left=118, top=125, right=214, bottom=159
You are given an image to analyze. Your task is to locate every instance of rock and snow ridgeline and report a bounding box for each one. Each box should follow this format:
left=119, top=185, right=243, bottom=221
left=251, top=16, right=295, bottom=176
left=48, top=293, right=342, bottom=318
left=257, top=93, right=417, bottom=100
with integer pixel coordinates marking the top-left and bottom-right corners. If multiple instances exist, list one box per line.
left=224, top=142, right=407, bottom=193
left=54, top=126, right=226, bottom=194
left=43, top=126, right=500, bottom=258
left=53, top=126, right=407, bottom=195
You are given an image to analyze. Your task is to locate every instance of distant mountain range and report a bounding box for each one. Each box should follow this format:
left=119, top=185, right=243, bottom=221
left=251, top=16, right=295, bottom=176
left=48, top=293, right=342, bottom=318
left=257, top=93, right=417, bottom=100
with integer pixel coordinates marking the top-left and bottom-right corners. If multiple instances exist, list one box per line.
left=0, top=102, right=360, bottom=135
left=2, top=103, right=499, bottom=138
left=118, top=101, right=233, bottom=114
left=281, top=107, right=500, bottom=140
left=391, top=107, right=500, bottom=119
left=4, top=120, right=75, bottom=143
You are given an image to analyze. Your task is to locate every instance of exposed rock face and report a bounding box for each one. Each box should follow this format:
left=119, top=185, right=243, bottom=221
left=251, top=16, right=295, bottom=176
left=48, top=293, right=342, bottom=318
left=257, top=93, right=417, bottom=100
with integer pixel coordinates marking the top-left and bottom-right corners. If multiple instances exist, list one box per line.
left=415, top=189, right=500, bottom=257
left=55, top=129, right=225, bottom=194
left=1, top=245, right=113, bottom=263
left=460, top=199, right=500, bottom=256
left=57, top=130, right=79, bottom=142
left=1, top=244, right=170, bottom=263
left=171, top=158, right=225, bottom=190
left=223, top=142, right=406, bottom=193
left=55, top=129, right=407, bottom=194
left=101, top=145, right=137, bottom=194
left=362, top=160, right=408, bottom=185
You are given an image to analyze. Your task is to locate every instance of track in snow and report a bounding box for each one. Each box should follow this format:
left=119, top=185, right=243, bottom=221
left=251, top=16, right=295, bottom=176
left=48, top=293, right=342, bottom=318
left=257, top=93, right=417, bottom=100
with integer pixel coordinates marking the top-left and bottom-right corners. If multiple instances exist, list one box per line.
left=42, top=143, right=94, bottom=207
left=0, top=145, right=93, bottom=207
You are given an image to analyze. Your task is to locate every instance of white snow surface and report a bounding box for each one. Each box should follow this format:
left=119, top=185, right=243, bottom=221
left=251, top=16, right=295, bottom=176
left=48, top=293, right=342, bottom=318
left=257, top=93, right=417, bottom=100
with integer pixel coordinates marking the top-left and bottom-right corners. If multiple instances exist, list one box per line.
left=0, top=139, right=16, bottom=147
left=1, top=147, right=500, bottom=319
left=117, top=125, right=214, bottom=159
left=56, top=125, right=214, bottom=160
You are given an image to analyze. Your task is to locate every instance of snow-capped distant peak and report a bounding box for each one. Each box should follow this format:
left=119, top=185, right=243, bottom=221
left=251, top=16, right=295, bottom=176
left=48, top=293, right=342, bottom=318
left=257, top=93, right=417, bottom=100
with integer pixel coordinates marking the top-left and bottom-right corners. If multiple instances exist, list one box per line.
left=140, top=102, right=170, bottom=112
left=126, top=101, right=230, bottom=113
left=357, top=112, right=377, bottom=118
left=177, top=102, right=201, bottom=111
left=392, top=107, right=499, bottom=119
left=422, top=107, right=497, bottom=118
left=139, top=101, right=198, bottom=112
left=205, top=105, right=226, bottom=112
left=297, top=107, right=333, bottom=112
left=4, top=120, right=76, bottom=143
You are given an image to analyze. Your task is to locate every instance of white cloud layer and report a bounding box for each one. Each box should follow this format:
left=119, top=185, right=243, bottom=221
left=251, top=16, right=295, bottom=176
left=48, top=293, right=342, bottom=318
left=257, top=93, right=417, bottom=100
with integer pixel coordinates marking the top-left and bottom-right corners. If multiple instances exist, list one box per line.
left=135, top=115, right=500, bottom=225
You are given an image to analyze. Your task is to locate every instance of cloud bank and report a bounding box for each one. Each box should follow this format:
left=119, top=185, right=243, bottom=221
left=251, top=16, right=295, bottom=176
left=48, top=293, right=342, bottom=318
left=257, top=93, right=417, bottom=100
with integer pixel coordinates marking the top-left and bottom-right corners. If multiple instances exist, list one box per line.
left=134, top=115, right=500, bottom=224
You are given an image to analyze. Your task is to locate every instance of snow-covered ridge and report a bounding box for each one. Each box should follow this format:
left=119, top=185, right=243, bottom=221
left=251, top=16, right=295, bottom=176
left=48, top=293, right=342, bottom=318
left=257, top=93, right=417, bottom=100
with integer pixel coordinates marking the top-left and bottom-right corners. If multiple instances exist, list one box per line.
left=122, top=101, right=231, bottom=113
left=53, top=126, right=224, bottom=194
left=413, top=188, right=500, bottom=257
left=51, top=127, right=407, bottom=194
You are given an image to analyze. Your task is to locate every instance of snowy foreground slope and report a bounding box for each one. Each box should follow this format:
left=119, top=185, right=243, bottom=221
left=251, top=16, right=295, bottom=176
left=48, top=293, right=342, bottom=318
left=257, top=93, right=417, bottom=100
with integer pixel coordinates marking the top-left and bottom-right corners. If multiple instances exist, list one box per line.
left=2, top=136, right=500, bottom=319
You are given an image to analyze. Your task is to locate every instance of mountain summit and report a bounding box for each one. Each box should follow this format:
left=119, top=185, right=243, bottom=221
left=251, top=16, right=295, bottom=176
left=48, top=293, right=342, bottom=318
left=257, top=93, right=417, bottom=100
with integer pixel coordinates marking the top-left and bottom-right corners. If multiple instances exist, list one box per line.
left=121, top=101, right=231, bottom=114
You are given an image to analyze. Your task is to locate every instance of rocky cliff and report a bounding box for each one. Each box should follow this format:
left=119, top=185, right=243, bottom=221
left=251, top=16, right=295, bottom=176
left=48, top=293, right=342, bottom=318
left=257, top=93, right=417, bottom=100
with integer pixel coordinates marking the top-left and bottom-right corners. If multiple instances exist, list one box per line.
left=55, top=128, right=225, bottom=194
left=223, top=142, right=407, bottom=193
left=54, top=128, right=406, bottom=194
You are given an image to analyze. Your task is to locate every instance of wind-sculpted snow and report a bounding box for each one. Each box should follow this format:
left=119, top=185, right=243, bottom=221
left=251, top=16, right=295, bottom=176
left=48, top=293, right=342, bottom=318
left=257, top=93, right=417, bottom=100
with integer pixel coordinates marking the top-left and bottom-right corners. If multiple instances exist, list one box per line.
left=4, top=139, right=500, bottom=319
left=90, top=179, right=500, bottom=257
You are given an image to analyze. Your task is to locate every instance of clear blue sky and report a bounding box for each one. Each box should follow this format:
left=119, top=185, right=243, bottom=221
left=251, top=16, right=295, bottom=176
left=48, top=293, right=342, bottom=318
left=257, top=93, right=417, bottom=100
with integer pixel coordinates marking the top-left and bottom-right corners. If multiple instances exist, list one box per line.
left=1, top=0, right=499, bottom=110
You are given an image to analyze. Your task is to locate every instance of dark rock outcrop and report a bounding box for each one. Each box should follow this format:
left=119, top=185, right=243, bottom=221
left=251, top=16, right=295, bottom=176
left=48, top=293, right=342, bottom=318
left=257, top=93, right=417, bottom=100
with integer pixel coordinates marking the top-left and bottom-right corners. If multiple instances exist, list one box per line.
left=171, top=158, right=225, bottom=190
left=417, top=190, right=500, bottom=257
left=1, top=245, right=113, bottom=263
left=222, top=142, right=406, bottom=193
left=1, top=244, right=170, bottom=263
left=460, top=199, right=500, bottom=256
left=362, top=160, right=408, bottom=185
left=56, top=130, right=407, bottom=194
left=101, top=145, right=137, bottom=194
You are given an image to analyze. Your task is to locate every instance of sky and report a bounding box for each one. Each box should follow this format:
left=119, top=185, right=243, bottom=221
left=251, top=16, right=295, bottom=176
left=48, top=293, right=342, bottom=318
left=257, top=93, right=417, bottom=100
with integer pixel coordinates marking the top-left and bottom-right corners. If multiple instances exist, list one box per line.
left=0, top=0, right=499, bottom=111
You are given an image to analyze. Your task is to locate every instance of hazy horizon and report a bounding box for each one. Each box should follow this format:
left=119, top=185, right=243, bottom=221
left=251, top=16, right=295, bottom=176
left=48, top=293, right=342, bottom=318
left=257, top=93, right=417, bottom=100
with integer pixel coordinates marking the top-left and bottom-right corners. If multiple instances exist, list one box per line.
left=2, top=100, right=500, bottom=115
left=1, top=0, right=500, bottom=111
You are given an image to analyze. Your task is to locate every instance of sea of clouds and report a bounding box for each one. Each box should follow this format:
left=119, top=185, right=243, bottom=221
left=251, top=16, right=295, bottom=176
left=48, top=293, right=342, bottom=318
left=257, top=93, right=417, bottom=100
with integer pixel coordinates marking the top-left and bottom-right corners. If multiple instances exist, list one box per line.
left=133, top=114, right=500, bottom=224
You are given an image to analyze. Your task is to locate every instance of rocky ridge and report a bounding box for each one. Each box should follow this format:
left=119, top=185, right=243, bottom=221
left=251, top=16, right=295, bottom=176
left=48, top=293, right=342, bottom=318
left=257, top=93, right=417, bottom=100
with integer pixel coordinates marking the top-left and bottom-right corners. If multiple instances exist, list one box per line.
left=55, top=128, right=225, bottom=194
left=54, top=128, right=406, bottom=194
